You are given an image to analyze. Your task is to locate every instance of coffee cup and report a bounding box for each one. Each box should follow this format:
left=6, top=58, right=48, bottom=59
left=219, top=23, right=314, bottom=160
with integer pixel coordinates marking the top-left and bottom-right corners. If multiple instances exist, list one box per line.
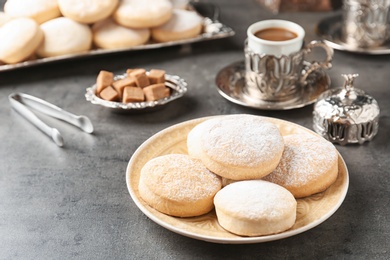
left=342, top=0, right=390, bottom=48
left=245, top=20, right=333, bottom=102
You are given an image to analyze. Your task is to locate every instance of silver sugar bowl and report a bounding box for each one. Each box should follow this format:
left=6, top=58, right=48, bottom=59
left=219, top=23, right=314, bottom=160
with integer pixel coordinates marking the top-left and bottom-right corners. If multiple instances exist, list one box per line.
left=313, top=74, right=380, bottom=145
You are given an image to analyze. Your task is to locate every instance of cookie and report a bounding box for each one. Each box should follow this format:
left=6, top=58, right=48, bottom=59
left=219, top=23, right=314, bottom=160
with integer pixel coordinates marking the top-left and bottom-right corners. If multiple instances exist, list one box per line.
left=214, top=180, right=297, bottom=236
left=113, top=0, right=173, bottom=29
left=58, top=0, right=118, bottom=24
left=187, top=115, right=285, bottom=180
left=263, top=133, right=339, bottom=198
left=37, top=17, right=92, bottom=58
left=0, top=18, right=43, bottom=64
left=4, top=0, right=61, bottom=24
left=151, top=9, right=202, bottom=43
left=138, top=154, right=222, bottom=217
left=92, top=18, right=150, bottom=49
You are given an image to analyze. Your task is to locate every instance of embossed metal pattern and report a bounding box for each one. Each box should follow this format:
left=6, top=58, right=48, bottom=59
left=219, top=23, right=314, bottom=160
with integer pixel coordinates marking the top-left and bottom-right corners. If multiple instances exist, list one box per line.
left=317, top=15, right=390, bottom=54
left=126, top=116, right=349, bottom=244
left=313, top=74, right=380, bottom=145
left=342, top=0, right=390, bottom=47
left=215, top=61, right=330, bottom=110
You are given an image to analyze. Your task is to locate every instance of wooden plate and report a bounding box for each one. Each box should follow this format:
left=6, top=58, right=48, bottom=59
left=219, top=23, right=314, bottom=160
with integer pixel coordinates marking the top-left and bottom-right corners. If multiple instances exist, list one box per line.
left=126, top=115, right=349, bottom=244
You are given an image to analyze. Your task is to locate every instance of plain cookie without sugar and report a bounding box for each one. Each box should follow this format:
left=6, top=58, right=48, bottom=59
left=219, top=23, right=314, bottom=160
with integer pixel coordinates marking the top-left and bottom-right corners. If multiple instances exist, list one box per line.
left=92, top=18, right=150, bottom=49
left=4, top=0, right=61, bottom=24
left=151, top=9, right=203, bottom=43
left=37, top=17, right=92, bottom=58
left=113, top=0, right=173, bottom=29
left=58, top=0, right=119, bottom=24
left=0, top=17, right=43, bottom=64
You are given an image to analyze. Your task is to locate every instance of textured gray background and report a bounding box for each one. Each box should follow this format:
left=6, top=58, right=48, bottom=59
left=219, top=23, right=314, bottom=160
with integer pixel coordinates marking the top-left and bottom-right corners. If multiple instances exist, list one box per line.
left=1, top=0, right=389, bottom=259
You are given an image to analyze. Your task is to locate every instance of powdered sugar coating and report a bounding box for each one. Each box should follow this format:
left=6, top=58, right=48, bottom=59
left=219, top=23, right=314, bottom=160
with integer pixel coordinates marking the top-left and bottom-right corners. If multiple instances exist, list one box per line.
left=140, top=154, right=221, bottom=202
left=263, top=133, right=338, bottom=198
left=201, top=115, right=283, bottom=167
left=215, top=180, right=296, bottom=219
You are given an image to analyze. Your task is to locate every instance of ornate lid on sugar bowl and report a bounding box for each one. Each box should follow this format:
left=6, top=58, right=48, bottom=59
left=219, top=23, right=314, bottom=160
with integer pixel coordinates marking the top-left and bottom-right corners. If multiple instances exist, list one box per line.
left=313, top=74, right=380, bottom=145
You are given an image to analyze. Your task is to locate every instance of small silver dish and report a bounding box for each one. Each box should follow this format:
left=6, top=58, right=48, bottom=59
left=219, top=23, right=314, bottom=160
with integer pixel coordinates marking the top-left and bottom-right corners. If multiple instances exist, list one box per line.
left=215, top=61, right=330, bottom=110
left=317, top=14, right=390, bottom=55
left=85, top=73, right=187, bottom=113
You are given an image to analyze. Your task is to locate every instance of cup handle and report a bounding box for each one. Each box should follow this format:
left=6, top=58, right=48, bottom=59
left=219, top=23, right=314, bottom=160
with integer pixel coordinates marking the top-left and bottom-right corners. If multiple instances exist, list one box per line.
left=300, top=40, right=333, bottom=85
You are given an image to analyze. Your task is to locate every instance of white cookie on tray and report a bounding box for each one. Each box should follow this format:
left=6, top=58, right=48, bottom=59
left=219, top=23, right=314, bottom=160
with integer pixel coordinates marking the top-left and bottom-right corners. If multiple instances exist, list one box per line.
left=214, top=180, right=297, bottom=236
left=57, top=0, right=119, bottom=24
left=113, top=0, right=173, bottom=29
left=263, top=133, right=339, bottom=198
left=0, top=18, right=43, bottom=64
left=92, top=18, right=150, bottom=49
left=151, top=9, right=203, bottom=43
left=187, top=115, right=285, bottom=180
left=37, top=17, right=92, bottom=58
left=4, top=0, right=61, bottom=24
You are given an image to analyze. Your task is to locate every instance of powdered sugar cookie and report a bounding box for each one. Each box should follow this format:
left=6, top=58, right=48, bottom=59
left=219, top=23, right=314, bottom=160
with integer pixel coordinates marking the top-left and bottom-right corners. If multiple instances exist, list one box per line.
left=214, top=180, right=297, bottom=236
left=92, top=18, right=150, bottom=49
left=151, top=9, right=202, bottom=43
left=37, top=17, right=92, bottom=58
left=0, top=18, right=43, bottom=64
left=263, top=133, right=339, bottom=198
left=187, top=115, right=284, bottom=180
left=58, top=0, right=118, bottom=24
left=4, top=0, right=61, bottom=24
left=139, top=154, right=222, bottom=217
left=113, top=0, right=173, bottom=29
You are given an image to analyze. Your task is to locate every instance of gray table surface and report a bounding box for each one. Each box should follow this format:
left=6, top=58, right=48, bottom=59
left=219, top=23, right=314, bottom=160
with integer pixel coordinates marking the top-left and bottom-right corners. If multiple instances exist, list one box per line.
left=1, top=1, right=389, bottom=259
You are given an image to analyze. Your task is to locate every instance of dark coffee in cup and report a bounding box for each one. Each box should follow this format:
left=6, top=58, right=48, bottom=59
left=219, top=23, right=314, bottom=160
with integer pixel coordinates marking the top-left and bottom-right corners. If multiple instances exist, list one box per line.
left=254, top=27, right=298, bottom=41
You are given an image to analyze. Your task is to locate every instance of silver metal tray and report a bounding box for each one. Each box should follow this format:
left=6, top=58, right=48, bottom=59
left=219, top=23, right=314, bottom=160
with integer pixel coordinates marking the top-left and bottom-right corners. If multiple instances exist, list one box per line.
left=316, top=14, right=390, bottom=55
left=0, top=3, right=235, bottom=72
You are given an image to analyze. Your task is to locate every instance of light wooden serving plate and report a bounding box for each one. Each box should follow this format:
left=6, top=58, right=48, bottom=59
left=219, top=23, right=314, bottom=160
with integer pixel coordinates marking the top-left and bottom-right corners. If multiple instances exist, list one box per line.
left=126, top=115, right=349, bottom=244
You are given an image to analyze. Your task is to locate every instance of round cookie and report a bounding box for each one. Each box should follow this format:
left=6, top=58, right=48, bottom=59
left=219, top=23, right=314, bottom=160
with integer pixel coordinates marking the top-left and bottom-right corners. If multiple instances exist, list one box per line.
left=113, top=0, right=173, bottom=29
left=37, top=17, right=92, bottom=58
left=151, top=9, right=202, bottom=43
left=263, top=133, right=339, bottom=198
left=92, top=18, right=150, bottom=49
left=0, top=18, right=43, bottom=64
left=139, top=154, right=222, bottom=217
left=58, top=0, right=118, bottom=24
left=4, top=0, right=61, bottom=24
left=214, top=180, right=297, bottom=236
left=187, top=115, right=285, bottom=180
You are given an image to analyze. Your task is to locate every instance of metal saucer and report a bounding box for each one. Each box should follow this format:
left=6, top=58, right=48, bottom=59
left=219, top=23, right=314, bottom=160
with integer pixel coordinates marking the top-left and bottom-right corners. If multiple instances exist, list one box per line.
left=316, top=14, right=390, bottom=55
left=215, top=61, right=330, bottom=110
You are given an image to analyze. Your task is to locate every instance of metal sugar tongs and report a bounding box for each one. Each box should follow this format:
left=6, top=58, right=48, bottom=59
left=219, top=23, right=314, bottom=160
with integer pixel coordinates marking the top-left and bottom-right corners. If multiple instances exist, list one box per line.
left=9, top=93, right=94, bottom=147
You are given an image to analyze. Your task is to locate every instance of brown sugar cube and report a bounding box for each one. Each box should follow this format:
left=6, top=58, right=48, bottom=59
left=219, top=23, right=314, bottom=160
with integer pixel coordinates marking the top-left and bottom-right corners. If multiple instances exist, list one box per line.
left=143, top=83, right=168, bottom=101
left=163, top=87, right=170, bottom=98
left=112, top=77, right=136, bottom=98
left=130, top=69, right=150, bottom=88
left=99, top=86, right=119, bottom=101
left=123, top=86, right=145, bottom=103
left=96, top=70, right=114, bottom=94
left=148, top=69, right=166, bottom=84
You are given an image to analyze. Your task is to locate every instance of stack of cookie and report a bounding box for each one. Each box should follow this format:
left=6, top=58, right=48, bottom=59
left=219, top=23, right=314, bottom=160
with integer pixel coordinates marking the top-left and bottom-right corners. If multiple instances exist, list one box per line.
left=0, top=0, right=203, bottom=64
left=138, top=114, right=340, bottom=237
